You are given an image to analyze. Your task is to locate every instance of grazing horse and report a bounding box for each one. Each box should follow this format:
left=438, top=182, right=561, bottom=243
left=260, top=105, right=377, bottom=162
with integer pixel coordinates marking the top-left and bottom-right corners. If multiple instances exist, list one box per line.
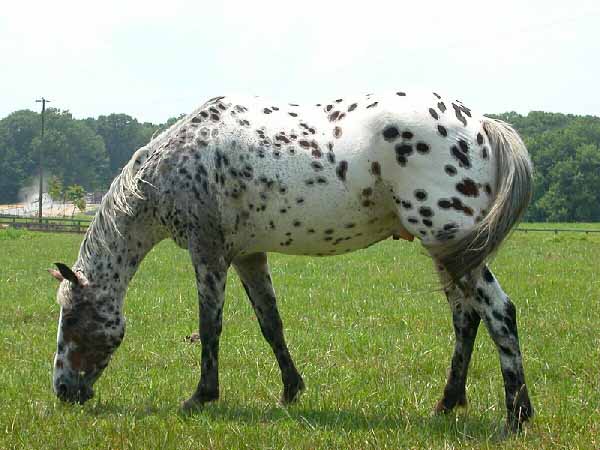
left=49, top=90, right=533, bottom=431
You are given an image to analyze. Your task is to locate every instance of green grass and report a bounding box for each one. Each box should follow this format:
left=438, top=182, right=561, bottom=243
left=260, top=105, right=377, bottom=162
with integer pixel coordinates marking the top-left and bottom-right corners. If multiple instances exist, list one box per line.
left=0, top=227, right=599, bottom=449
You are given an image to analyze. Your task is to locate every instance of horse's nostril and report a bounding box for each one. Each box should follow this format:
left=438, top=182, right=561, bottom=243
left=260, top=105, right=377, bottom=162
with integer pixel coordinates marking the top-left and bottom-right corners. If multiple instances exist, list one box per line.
left=58, top=383, right=68, bottom=397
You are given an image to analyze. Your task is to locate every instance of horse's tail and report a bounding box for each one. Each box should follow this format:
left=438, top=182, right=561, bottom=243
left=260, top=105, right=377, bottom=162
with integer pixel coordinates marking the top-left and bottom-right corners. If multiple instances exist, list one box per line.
left=431, top=118, right=533, bottom=283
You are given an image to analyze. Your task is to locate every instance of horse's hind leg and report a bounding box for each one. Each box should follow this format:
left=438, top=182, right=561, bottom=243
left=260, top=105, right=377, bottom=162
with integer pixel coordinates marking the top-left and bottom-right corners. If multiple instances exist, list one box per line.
left=471, top=266, right=533, bottom=431
left=434, top=269, right=481, bottom=415
left=234, top=253, right=305, bottom=404
left=181, top=248, right=229, bottom=411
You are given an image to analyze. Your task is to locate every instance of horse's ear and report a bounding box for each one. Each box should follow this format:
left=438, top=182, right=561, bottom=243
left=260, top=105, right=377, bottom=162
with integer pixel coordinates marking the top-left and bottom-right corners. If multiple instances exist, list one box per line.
left=48, top=268, right=64, bottom=282
left=54, top=263, right=80, bottom=285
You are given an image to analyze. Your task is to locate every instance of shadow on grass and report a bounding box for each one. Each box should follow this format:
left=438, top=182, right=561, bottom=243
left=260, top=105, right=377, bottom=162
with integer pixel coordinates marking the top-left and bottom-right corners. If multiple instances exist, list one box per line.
left=189, top=402, right=506, bottom=440
left=85, top=397, right=508, bottom=442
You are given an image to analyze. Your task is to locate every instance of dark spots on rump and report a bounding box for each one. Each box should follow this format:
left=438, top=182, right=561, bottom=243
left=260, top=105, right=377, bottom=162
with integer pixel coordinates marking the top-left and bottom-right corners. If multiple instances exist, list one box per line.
left=422, top=219, right=433, bottom=227
left=396, top=92, right=406, bottom=96
left=336, top=161, right=348, bottom=181
left=444, top=164, right=457, bottom=176
left=419, top=206, right=433, bottom=218
left=348, top=103, right=358, bottom=112
left=402, top=131, right=413, bottom=139
left=451, top=145, right=471, bottom=168
left=437, top=125, right=448, bottom=137
left=366, top=101, right=378, bottom=109
left=452, top=102, right=468, bottom=126
left=429, top=108, right=439, bottom=120
left=382, top=126, right=400, bottom=141
left=370, top=161, right=381, bottom=176
left=416, top=142, right=430, bottom=154
left=333, top=127, right=343, bottom=138
left=438, top=102, right=446, bottom=113
left=456, top=178, right=479, bottom=197
left=395, top=144, right=413, bottom=166
left=311, top=161, right=323, bottom=171
left=263, top=108, right=272, bottom=114
left=401, top=200, right=412, bottom=209
left=414, top=189, right=427, bottom=201
left=438, top=199, right=451, bottom=209
left=444, top=197, right=474, bottom=216
left=477, top=132, right=484, bottom=145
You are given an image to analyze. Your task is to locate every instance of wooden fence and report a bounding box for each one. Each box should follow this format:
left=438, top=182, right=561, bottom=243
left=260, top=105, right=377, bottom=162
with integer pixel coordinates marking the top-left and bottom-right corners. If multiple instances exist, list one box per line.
left=515, top=227, right=600, bottom=234
left=0, top=215, right=92, bottom=234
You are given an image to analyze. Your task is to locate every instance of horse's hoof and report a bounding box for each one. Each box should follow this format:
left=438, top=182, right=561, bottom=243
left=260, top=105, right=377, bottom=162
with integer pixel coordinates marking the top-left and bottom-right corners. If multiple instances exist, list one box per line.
left=433, top=395, right=467, bottom=415
left=505, top=407, right=534, bottom=434
left=180, top=392, right=219, bottom=414
left=280, top=379, right=306, bottom=405
left=180, top=397, right=204, bottom=414
left=433, top=399, right=450, bottom=415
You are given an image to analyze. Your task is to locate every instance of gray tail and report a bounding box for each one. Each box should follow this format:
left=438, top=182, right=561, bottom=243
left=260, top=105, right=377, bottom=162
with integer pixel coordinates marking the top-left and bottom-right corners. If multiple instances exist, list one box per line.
left=431, top=118, right=533, bottom=283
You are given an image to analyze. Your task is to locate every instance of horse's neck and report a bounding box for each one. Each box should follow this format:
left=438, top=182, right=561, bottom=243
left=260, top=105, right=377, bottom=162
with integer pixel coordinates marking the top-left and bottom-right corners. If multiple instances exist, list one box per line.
left=76, top=205, right=163, bottom=299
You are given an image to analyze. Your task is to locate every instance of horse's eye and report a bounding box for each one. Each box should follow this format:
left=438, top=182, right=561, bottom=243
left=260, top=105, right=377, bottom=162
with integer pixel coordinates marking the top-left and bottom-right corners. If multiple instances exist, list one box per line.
left=65, top=317, right=78, bottom=327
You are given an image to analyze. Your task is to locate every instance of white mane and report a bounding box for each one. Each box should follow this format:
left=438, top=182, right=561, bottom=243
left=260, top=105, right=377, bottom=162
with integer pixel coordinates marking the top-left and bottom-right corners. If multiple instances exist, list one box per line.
left=77, top=114, right=191, bottom=268
left=78, top=147, right=148, bottom=266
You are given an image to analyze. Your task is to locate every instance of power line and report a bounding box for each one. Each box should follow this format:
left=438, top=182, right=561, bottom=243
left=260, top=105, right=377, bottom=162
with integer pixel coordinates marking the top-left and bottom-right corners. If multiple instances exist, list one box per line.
left=35, top=97, right=50, bottom=221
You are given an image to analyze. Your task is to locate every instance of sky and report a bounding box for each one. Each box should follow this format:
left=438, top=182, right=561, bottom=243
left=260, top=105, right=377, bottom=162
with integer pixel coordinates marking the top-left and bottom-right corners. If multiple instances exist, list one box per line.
left=1, top=0, right=599, bottom=124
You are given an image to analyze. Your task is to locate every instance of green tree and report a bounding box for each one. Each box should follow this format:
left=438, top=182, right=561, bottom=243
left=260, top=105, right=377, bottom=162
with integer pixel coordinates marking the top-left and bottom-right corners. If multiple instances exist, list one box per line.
left=0, top=110, right=40, bottom=203
left=48, top=175, right=63, bottom=202
left=66, top=184, right=86, bottom=216
left=92, top=114, right=158, bottom=179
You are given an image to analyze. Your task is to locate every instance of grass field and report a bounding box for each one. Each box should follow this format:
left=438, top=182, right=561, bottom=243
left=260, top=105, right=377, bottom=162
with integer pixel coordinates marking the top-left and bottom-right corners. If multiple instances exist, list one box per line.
left=0, top=227, right=599, bottom=449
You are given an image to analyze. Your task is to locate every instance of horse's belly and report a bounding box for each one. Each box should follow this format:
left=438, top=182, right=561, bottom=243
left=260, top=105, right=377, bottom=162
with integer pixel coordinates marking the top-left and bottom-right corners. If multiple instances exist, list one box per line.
left=237, top=195, right=401, bottom=257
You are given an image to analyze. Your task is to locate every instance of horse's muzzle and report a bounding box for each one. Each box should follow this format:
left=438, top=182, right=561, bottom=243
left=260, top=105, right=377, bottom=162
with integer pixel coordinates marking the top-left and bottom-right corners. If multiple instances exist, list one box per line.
left=54, top=379, right=94, bottom=404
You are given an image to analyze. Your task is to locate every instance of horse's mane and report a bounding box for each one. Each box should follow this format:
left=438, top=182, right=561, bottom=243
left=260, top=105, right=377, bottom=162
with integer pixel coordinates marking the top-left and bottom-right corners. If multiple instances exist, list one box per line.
left=78, top=147, right=148, bottom=267
left=77, top=114, right=193, bottom=269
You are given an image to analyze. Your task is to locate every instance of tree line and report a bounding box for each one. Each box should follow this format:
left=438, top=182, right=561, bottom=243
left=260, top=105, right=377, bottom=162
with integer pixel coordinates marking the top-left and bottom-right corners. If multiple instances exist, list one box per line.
left=1, top=107, right=599, bottom=221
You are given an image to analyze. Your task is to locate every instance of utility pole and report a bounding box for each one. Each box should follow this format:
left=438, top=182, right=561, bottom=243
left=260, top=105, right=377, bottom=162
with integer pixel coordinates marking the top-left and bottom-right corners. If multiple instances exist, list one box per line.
left=35, top=97, right=50, bottom=221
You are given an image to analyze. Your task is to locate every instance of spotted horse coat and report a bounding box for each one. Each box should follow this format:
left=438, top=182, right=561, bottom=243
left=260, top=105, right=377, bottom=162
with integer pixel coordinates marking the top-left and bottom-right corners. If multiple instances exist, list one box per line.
left=49, top=89, right=534, bottom=432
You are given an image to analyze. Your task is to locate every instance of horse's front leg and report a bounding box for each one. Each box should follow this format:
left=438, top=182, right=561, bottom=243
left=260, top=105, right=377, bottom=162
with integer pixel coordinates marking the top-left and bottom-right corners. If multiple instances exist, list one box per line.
left=234, top=252, right=305, bottom=404
left=181, top=249, right=229, bottom=411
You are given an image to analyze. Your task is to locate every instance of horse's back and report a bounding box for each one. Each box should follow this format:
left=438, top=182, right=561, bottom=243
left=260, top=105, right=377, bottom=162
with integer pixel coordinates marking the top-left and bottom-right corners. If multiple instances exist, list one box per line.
left=143, top=90, right=502, bottom=257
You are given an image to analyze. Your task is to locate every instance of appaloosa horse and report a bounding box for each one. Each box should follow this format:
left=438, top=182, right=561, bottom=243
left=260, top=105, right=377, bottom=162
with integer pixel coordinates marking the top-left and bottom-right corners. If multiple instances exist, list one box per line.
left=49, top=90, right=533, bottom=431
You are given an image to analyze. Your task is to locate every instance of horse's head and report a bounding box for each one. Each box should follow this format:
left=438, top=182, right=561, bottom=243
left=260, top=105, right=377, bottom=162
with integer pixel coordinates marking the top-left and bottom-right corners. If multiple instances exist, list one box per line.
left=49, top=263, right=125, bottom=404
